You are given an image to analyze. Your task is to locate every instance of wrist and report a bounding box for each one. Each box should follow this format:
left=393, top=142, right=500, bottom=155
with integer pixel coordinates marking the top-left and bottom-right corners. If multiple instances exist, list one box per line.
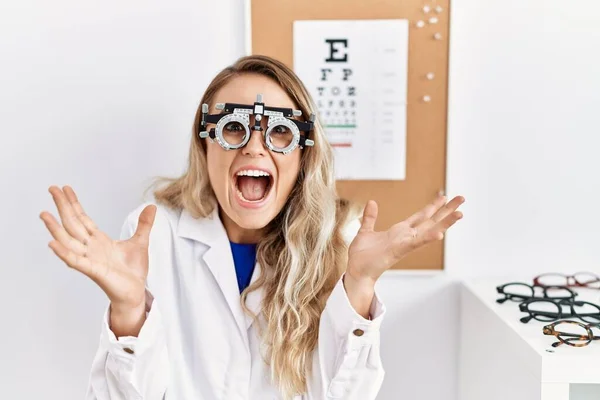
left=109, top=301, right=146, bottom=338
left=110, top=288, right=147, bottom=316
left=111, top=300, right=145, bottom=317
left=346, top=266, right=378, bottom=288
left=343, top=271, right=376, bottom=319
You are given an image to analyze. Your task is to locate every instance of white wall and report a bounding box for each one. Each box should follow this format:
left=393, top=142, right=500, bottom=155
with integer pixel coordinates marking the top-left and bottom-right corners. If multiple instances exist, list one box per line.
left=445, top=0, right=600, bottom=279
left=447, top=1, right=600, bottom=398
left=0, top=1, right=244, bottom=398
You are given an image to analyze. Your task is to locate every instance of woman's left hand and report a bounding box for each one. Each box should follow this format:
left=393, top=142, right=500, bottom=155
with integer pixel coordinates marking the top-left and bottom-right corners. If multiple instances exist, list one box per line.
left=347, top=194, right=465, bottom=284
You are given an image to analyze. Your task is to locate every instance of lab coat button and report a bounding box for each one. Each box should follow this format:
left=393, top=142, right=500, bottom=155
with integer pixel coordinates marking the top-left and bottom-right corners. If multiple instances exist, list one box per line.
left=352, top=329, right=364, bottom=337
left=123, top=347, right=134, bottom=354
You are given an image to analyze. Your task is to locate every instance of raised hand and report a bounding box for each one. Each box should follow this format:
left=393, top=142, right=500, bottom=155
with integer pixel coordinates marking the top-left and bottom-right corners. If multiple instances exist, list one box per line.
left=347, top=194, right=465, bottom=283
left=40, top=186, right=156, bottom=315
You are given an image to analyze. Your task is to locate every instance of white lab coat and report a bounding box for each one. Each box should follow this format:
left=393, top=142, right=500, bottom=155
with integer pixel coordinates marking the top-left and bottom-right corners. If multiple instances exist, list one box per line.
left=85, top=202, right=386, bottom=400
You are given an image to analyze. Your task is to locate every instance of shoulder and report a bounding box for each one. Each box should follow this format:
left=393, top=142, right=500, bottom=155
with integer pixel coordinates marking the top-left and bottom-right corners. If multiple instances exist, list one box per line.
left=341, top=217, right=361, bottom=246
left=336, top=197, right=364, bottom=246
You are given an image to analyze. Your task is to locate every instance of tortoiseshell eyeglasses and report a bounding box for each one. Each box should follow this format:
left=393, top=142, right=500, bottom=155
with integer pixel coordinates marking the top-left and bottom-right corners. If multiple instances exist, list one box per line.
left=543, top=320, right=600, bottom=347
left=534, top=272, right=600, bottom=289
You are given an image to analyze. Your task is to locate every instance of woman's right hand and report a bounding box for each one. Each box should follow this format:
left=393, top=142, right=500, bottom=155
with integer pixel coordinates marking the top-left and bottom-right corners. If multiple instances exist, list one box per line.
left=40, top=185, right=157, bottom=334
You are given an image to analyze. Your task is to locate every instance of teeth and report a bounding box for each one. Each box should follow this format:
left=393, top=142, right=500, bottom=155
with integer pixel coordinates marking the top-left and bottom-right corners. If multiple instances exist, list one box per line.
left=236, top=169, right=271, bottom=177
left=234, top=169, right=272, bottom=203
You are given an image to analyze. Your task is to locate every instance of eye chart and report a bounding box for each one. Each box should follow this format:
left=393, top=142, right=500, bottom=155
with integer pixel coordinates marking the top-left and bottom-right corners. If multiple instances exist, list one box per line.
left=293, top=19, right=409, bottom=180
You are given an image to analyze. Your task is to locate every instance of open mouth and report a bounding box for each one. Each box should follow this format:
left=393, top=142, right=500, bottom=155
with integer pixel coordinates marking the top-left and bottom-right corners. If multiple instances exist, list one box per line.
left=234, top=170, right=273, bottom=203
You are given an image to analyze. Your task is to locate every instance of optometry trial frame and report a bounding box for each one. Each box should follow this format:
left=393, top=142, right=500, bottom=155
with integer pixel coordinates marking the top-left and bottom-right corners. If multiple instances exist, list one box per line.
left=199, top=94, right=316, bottom=155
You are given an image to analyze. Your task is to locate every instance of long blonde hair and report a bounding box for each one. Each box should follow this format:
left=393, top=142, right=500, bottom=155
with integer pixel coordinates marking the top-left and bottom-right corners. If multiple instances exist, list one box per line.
left=147, top=55, right=360, bottom=398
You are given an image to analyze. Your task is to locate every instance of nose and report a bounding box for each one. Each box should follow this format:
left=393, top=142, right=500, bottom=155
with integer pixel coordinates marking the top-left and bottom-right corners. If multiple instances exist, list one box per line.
left=242, top=118, right=267, bottom=157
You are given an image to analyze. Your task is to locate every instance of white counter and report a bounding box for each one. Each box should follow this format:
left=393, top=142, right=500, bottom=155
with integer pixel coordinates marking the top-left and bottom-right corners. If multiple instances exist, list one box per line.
left=459, top=279, right=600, bottom=400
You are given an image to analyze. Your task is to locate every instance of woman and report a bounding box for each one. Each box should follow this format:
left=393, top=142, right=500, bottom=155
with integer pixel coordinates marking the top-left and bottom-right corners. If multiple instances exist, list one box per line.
left=40, top=55, right=464, bottom=400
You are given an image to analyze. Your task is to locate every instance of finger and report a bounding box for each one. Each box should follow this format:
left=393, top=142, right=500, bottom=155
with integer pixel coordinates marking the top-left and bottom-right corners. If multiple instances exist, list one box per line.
left=40, top=211, right=87, bottom=255
left=48, top=186, right=90, bottom=243
left=63, top=185, right=99, bottom=234
left=359, top=200, right=378, bottom=232
left=48, top=239, right=94, bottom=277
left=407, top=211, right=463, bottom=251
left=428, top=211, right=464, bottom=240
left=130, top=205, right=157, bottom=246
left=405, top=194, right=446, bottom=227
left=407, top=228, right=445, bottom=252
left=429, top=196, right=465, bottom=224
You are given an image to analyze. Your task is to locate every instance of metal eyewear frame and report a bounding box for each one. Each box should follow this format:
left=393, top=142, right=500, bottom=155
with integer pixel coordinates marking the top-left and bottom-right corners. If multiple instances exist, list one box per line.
left=198, top=94, right=315, bottom=155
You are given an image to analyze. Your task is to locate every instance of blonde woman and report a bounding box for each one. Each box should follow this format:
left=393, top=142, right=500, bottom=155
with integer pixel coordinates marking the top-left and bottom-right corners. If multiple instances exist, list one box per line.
left=40, top=55, right=464, bottom=400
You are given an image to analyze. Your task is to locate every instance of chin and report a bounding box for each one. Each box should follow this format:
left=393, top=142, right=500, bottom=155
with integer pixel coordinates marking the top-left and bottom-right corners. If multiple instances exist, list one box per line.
left=234, top=213, right=273, bottom=230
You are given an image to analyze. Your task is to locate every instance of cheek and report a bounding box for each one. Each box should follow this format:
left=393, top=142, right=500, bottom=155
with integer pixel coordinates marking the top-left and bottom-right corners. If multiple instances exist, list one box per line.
left=205, top=145, right=233, bottom=193
left=205, top=146, right=218, bottom=186
left=276, top=153, right=302, bottom=196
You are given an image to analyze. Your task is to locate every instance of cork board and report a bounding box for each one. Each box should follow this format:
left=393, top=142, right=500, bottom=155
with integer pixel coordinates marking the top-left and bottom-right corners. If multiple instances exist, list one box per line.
left=250, top=0, right=450, bottom=269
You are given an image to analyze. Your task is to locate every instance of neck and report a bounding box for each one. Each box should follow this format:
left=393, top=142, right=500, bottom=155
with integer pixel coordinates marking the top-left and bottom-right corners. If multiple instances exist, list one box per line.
left=219, top=207, right=264, bottom=244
